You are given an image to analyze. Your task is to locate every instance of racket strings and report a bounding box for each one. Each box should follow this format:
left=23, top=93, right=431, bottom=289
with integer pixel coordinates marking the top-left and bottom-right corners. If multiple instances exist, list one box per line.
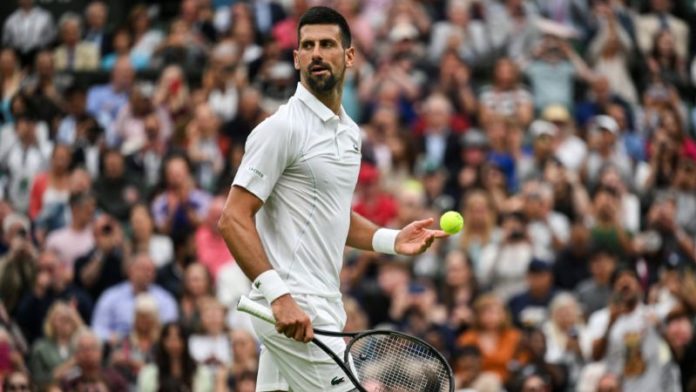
left=349, top=334, right=451, bottom=392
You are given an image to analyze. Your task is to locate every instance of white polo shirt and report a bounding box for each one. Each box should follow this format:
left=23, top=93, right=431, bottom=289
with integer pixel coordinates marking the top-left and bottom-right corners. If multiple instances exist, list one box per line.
left=233, top=83, right=361, bottom=298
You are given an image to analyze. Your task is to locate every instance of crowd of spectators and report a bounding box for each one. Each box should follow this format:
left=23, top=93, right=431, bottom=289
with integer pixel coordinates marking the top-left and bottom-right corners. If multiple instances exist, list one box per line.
left=0, top=0, right=695, bottom=391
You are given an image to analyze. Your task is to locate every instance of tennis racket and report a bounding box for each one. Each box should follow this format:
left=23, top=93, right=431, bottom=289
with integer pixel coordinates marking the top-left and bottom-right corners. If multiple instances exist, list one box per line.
left=238, top=296, right=454, bottom=392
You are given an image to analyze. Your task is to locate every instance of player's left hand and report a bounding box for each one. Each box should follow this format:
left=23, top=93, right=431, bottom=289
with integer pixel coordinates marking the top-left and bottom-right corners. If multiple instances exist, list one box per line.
left=395, top=218, right=448, bottom=255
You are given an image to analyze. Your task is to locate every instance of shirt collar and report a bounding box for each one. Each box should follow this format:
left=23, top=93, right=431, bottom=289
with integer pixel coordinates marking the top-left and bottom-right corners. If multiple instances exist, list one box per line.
left=294, top=82, right=341, bottom=124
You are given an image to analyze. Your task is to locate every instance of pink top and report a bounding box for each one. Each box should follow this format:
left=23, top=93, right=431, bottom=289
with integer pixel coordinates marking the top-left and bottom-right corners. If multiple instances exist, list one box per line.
left=195, top=225, right=234, bottom=279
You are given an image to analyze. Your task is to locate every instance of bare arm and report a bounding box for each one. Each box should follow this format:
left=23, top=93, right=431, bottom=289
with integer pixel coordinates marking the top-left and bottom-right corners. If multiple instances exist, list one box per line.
left=218, top=185, right=313, bottom=342
left=346, top=211, right=380, bottom=251
left=346, top=211, right=448, bottom=254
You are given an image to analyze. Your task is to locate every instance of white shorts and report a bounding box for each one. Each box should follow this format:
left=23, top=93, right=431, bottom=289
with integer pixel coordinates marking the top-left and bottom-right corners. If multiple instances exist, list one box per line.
left=252, top=294, right=355, bottom=392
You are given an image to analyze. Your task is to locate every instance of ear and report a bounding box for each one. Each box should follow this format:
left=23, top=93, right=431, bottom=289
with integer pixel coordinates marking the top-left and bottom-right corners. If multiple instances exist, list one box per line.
left=293, top=50, right=300, bottom=70
left=345, top=47, right=355, bottom=69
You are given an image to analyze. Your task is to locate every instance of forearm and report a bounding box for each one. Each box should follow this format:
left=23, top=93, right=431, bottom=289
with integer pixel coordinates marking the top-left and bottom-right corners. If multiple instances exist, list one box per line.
left=346, top=211, right=380, bottom=251
left=218, top=209, right=274, bottom=282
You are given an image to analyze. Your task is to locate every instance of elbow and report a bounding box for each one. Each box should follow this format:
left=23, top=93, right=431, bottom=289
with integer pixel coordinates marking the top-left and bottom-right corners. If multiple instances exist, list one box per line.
left=217, top=208, right=248, bottom=239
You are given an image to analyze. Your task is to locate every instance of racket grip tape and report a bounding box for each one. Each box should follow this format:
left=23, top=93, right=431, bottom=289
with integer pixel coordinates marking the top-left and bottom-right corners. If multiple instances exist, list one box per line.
left=237, top=296, right=276, bottom=324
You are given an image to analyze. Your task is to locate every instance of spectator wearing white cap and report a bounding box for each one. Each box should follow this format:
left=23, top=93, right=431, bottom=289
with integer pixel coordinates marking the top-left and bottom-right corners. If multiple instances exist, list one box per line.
left=518, top=119, right=558, bottom=182
left=582, top=115, right=633, bottom=188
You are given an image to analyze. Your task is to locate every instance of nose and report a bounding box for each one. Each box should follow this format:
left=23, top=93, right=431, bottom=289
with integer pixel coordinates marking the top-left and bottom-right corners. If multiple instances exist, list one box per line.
left=311, top=43, right=322, bottom=61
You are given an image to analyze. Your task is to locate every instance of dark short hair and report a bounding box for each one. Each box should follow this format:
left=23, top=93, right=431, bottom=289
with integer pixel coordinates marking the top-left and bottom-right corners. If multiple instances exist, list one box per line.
left=297, top=6, right=351, bottom=49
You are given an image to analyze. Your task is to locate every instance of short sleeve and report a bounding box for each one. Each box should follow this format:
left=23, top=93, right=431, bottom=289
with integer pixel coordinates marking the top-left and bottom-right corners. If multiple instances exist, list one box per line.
left=233, top=114, right=299, bottom=202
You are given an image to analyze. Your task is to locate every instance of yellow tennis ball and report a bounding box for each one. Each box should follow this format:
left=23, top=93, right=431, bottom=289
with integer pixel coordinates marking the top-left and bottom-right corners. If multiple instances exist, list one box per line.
left=440, top=211, right=463, bottom=235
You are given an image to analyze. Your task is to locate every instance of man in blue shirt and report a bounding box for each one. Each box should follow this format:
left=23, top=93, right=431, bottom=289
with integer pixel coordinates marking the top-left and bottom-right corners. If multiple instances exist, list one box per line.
left=86, top=57, right=133, bottom=147
left=91, top=252, right=178, bottom=342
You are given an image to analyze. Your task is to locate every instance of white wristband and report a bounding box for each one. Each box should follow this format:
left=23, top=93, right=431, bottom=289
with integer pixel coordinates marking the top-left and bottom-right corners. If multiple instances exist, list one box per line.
left=372, top=228, right=400, bottom=255
left=253, top=270, right=290, bottom=304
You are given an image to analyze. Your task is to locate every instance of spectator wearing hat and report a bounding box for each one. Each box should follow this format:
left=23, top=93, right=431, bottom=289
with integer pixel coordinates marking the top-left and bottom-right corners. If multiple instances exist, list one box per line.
left=582, top=115, right=633, bottom=188
left=91, top=253, right=178, bottom=343
left=53, top=13, right=100, bottom=72
left=538, top=104, right=587, bottom=174
left=575, top=246, right=618, bottom=318
left=518, top=120, right=558, bottom=183
left=508, top=258, right=558, bottom=328
left=587, top=267, right=680, bottom=391
left=1, top=0, right=56, bottom=65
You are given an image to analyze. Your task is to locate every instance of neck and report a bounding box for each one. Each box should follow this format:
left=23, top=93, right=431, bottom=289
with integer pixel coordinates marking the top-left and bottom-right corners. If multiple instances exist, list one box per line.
left=302, top=80, right=342, bottom=114
left=71, top=220, right=87, bottom=231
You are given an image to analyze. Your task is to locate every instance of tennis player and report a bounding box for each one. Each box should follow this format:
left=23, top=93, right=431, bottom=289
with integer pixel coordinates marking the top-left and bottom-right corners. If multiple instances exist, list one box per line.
left=219, top=6, right=447, bottom=391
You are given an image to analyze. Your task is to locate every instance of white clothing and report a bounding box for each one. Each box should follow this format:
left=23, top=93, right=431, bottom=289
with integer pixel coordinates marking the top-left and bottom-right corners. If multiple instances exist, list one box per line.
left=148, top=235, right=174, bottom=268
left=555, top=135, right=587, bottom=172
left=528, top=213, right=570, bottom=262
left=233, top=83, right=361, bottom=299
left=478, top=241, right=533, bottom=301
left=252, top=294, right=353, bottom=392
left=188, top=334, right=232, bottom=367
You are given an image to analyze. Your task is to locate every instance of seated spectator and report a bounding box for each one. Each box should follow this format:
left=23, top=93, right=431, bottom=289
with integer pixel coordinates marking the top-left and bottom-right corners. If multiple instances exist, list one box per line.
left=186, top=103, right=225, bottom=191
left=508, top=259, right=558, bottom=327
left=521, top=179, right=570, bottom=263
left=55, top=86, right=103, bottom=175
left=129, top=203, right=174, bottom=269
left=517, top=120, right=558, bottom=183
left=553, top=222, right=590, bottom=291
left=448, top=190, right=500, bottom=270
left=665, top=154, right=696, bottom=236
left=1, top=0, right=55, bottom=65
left=440, top=249, right=477, bottom=320
left=59, top=328, right=128, bottom=390
left=28, top=301, right=83, bottom=388
left=663, top=310, right=696, bottom=391
left=114, top=83, right=173, bottom=150
left=524, top=35, right=594, bottom=111
left=28, top=144, right=72, bottom=221
left=427, top=0, right=490, bottom=65
left=458, top=293, right=524, bottom=384
left=582, top=115, right=633, bottom=188
left=0, top=110, right=52, bottom=213
left=195, top=196, right=233, bottom=279
left=83, top=1, right=111, bottom=57
left=91, top=253, right=178, bottom=342
left=20, top=50, right=66, bottom=123
left=432, top=50, right=477, bottom=122
left=93, top=149, right=142, bottom=222
left=109, top=294, right=160, bottom=386
left=137, top=322, right=214, bottom=392
left=157, top=231, right=197, bottom=298
left=597, top=165, right=640, bottom=233
left=509, top=328, right=567, bottom=391
left=575, top=246, right=618, bottom=317
left=203, top=43, right=242, bottom=123
left=151, top=155, right=212, bottom=238
left=352, top=163, right=399, bottom=228
left=2, top=371, right=33, bottom=392
left=0, top=213, right=34, bottom=315
left=189, top=297, right=231, bottom=368
left=587, top=185, right=633, bottom=260
left=127, top=5, right=164, bottom=68
left=153, top=65, right=192, bottom=142
left=124, top=113, right=171, bottom=192
left=45, top=192, right=96, bottom=274
left=73, top=213, right=127, bottom=301
left=635, top=0, right=689, bottom=59
left=451, top=344, right=502, bottom=392
left=53, top=13, right=99, bottom=72
left=587, top=268, right=678, bottom=390
left=179, top=263, right=213, bottom=332
left=542, top=104, right=588, bottom=174
left=153, top=19, right=207, bottom=71
left=542, top=293, right=591, bottom=384
left=479, top=211, right=534, bottom=301
left=478, top=57, right=533, bottom=126
left=86, top=57, right=134, bottom=145
left=101, top=27, right=148, bottom=71
left=0, top=48, right=25, bottom=121
left=15, top=249, right=93, bottom=344
left=226, top=329, right=258, bottom=380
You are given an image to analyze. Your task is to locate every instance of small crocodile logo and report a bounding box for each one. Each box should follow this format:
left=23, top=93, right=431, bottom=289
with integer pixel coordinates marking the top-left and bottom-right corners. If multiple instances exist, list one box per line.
left=254, top=281, right=261, bottom=289
left=331, top=376, right=345, bottom=386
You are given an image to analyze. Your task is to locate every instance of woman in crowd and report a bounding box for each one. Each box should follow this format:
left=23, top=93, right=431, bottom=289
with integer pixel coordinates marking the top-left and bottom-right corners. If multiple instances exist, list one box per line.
left=28, top=144, right=72, bottom=221
left=28, top=302, right=83, bottom=388
left=0, top=48, right=23, bottom=122
left=137, top=322, right=213, bottom=392
left=451, top=189, right=500, bottom=270
left=179, top=263, right=214, bottom=332
left=188, top=297, right=231, bottom=369
left=457, top=293, right=524, bottom=384
left=110, top=294, right=160, bottom=386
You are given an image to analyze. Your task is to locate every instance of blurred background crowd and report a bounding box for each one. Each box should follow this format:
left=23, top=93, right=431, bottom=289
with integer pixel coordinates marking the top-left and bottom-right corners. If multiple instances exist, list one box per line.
left=0, top=0, right=695, bottom=391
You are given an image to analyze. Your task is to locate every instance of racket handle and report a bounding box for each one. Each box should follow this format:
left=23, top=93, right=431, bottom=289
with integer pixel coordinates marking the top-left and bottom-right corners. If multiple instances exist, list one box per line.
left=237, top=296, right=276, bottom=324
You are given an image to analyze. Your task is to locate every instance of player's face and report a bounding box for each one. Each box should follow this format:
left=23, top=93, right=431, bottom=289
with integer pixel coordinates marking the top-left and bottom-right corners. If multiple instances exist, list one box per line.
left=294, top=24, right=354, bottom=94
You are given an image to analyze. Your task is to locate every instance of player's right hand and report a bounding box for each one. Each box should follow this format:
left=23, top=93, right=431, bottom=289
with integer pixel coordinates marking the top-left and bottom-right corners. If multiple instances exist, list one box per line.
left=271, top=294, right=314, bottom=343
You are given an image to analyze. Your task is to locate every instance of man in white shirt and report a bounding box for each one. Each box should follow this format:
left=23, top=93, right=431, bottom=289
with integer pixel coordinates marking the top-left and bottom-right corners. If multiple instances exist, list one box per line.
left=2, top=0, right=56, bottom=63
left=218, top=7, right=446, bottom=392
